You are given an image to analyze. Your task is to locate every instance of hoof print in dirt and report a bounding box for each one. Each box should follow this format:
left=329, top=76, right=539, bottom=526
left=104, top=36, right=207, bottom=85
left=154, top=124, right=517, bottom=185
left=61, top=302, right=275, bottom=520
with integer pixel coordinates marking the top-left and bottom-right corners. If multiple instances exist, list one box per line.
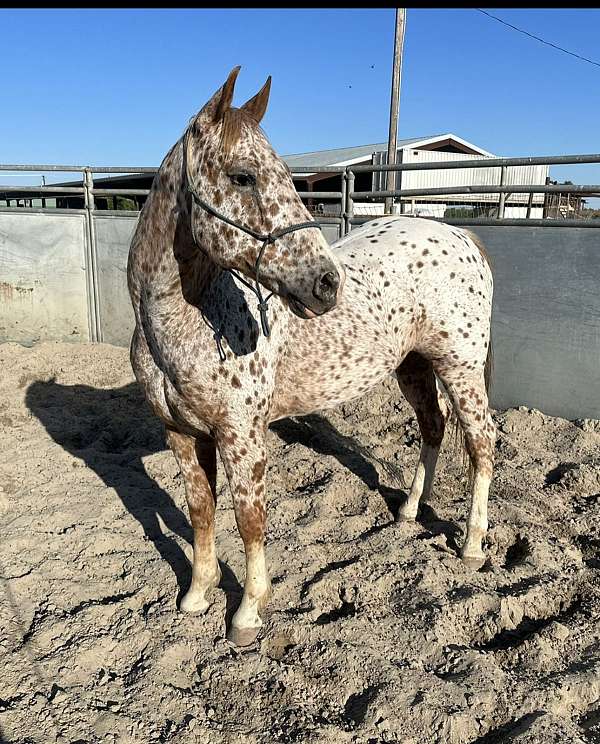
left=503, top=534, right=532, bottom=569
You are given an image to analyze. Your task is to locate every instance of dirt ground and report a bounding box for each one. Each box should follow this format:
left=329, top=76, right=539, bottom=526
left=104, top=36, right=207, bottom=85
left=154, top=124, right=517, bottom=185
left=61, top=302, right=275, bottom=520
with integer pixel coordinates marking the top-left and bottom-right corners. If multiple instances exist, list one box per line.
left=1, top=341, right=599, bottom=744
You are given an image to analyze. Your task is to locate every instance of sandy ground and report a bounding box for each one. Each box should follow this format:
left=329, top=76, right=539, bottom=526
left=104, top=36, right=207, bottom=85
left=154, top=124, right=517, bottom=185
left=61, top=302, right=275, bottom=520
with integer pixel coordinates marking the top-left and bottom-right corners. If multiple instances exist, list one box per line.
left=1, top=341, right=599, bottom=744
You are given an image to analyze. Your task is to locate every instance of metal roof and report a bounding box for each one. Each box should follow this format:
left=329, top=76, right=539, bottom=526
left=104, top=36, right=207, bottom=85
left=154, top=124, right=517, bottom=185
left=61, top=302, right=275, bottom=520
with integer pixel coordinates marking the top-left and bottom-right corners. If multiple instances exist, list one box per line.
left=282, top=137, right=437, bottom=169
left=282, top=133, right=495, bottom=172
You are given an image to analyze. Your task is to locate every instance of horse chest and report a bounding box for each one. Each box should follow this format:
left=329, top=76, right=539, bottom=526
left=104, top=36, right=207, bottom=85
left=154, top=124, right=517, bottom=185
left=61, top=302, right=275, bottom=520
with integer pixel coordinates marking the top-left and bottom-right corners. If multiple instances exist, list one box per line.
left=161, top=338, right=278, bottom=433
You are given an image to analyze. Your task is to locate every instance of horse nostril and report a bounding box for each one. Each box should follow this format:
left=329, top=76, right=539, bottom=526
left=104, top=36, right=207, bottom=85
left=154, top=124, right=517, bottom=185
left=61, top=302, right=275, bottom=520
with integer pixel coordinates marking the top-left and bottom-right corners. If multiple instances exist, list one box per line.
left=313, top=270, right=340, bottom=304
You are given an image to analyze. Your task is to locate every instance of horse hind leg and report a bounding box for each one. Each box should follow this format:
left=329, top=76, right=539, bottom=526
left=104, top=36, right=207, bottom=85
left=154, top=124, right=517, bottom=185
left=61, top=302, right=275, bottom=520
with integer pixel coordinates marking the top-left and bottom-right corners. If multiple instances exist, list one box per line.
left=434, top=362, right=496, bottom=569
left=396, top=352, right=446, bottom=521
left=166, top=429, right=221, bottom=613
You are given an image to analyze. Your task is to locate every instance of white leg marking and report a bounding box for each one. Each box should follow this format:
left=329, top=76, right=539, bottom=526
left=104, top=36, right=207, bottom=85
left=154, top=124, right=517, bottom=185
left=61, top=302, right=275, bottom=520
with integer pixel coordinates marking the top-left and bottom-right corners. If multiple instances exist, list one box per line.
left=399, top=443, right=440, bottom=521
left=180, top=532, right=221, bottom=614
left=230, top=542, right=270, bottom=635
left=461, top=470, right=490, bottom=568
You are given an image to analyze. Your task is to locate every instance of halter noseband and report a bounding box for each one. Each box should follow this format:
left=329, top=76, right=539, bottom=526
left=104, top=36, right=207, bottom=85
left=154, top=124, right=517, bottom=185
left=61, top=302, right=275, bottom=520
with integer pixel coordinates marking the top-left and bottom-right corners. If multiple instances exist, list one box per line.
left=183, top=126, right=322, bottom=346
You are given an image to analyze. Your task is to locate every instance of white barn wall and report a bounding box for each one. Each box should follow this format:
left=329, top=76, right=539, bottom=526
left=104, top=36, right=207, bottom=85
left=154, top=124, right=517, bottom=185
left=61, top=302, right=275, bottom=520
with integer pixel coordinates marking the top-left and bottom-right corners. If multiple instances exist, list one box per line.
left=399, top=150, right=549, bottom=205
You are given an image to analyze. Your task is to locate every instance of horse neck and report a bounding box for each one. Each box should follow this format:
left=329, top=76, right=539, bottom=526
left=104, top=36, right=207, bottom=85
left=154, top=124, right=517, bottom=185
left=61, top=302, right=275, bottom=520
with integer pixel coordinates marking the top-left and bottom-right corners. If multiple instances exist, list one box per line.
left=134, top=137, right=291, bottom=346
left=137, top=138, right=221, bottom=303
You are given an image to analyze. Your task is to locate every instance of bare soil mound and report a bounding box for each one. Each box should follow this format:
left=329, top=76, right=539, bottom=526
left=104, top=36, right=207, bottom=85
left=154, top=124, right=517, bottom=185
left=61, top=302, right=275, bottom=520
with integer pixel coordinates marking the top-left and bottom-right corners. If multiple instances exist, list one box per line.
left=1, top=342, right=599, bottom=744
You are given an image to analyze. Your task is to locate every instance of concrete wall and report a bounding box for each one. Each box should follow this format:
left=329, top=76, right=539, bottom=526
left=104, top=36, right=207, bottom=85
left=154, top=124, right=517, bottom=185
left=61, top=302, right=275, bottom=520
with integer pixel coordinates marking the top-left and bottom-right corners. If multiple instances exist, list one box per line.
left=321, top=223, right=341, bottom=244
left=94, top=214, right=138, bottom=347
left=0, top=211, right=90, bottom=345
left=2, top=211, right=600, bottom=420
left=466, top=226, right=600, bottom=420
left=93, top=215, right=341, bottom=347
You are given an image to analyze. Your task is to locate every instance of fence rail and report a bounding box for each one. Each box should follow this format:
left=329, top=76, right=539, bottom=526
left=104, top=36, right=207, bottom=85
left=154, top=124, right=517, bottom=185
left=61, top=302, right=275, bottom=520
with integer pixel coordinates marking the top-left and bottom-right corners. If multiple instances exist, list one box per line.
left=350, top=153, right=600, bottom=172
left=1, top=154, right=600, bottom=233
left=351, top=184, right=600, bottom=199
left=350, top=216, right=600, bottom=228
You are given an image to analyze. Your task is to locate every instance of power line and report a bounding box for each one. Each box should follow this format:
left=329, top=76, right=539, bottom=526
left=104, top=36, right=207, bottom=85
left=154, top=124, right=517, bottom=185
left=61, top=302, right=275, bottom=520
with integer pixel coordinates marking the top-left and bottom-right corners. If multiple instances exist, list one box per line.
left=475, top=8, right=600, bottom=69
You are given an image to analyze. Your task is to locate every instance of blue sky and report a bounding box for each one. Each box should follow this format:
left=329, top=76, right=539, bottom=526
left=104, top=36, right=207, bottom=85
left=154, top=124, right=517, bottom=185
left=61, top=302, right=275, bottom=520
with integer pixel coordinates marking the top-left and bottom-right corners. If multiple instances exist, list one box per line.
left=2, top=8, right=599, bottom=185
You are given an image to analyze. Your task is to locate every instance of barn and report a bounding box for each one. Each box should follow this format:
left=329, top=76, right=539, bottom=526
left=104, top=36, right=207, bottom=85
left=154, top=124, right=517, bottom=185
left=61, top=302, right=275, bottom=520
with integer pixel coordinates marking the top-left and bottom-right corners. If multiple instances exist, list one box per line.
left=0, top=133, right=563, bottom=219
left=284, top=133, right=550, bottom=219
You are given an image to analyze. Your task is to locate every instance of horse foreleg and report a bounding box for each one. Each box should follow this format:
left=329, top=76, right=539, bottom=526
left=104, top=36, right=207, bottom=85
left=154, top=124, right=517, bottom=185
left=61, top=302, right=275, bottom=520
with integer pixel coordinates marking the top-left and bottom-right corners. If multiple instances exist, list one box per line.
left=218, top=424, right=271, bottom=647
left=166, top=429, right=221, bottom=613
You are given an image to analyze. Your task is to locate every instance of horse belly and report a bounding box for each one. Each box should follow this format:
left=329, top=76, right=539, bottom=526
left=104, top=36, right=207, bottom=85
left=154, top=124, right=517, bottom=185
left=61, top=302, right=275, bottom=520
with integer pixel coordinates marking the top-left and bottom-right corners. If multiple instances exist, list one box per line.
left=270, top=300, right=412, bottom=421
left=270, top=356, right=395, bottom=421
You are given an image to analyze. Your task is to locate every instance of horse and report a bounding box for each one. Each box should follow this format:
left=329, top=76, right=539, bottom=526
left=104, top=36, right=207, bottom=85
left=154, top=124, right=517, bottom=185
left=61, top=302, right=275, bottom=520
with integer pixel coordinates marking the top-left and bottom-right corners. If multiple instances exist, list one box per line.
left=127, top=66, right=496, bottom=647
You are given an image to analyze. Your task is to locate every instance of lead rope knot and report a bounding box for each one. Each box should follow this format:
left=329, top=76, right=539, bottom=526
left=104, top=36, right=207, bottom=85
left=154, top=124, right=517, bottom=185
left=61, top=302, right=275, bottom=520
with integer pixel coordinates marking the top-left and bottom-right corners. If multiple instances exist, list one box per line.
left=213, top=331, right=227, bottom=362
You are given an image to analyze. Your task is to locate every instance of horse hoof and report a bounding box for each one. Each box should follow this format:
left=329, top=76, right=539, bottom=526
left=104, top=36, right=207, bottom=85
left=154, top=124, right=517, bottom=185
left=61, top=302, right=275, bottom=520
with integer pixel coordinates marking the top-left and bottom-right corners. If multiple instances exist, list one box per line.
left=179, top=567, right=221, bottom=614
left=226, top=624, right=261, bottom=647
left=397, top=510, right=417, bottom=522
left=461, top=554, right=486, bottom=570
left=179, top=591, right=211, bottom=615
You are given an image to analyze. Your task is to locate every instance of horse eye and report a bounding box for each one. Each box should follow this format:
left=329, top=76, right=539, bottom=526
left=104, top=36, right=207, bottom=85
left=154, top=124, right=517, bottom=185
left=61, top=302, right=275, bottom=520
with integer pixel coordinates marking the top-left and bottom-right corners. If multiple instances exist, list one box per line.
left=229, top=172, right=256, bottom=188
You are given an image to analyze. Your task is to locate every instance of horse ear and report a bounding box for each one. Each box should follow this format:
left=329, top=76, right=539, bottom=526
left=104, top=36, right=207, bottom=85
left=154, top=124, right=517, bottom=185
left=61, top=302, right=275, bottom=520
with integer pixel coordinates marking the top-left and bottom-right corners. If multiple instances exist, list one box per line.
left=202, top=66, right=241, bottom=122
left=241, top=76, right=271, bottom=124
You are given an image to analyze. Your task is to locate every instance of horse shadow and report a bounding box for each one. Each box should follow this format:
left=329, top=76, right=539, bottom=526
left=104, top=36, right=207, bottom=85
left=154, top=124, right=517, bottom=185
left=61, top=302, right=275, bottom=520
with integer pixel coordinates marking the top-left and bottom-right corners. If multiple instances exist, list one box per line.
left=26, top=379, right=463, bottom=613
left=270, top=414, right=407, bottom=519
left=270, top=414, right=463, bottom=551
left=25, top=379, right=243, bottom=618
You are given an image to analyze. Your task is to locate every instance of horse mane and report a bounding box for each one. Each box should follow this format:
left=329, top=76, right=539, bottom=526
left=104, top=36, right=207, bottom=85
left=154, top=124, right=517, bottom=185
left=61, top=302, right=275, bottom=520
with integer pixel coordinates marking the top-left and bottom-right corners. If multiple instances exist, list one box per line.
left=219, top=107, right=261, bottom=158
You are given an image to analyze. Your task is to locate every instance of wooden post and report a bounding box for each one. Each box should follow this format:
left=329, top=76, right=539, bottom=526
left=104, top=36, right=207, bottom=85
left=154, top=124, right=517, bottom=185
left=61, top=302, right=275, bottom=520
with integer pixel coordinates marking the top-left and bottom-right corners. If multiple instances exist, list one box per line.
left=385, top=9, right=406, bottom=214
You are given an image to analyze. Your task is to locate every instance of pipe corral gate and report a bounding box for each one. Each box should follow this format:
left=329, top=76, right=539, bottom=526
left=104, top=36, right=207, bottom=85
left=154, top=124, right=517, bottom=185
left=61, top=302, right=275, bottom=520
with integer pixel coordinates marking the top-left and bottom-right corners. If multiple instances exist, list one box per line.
left=1, top=155, right=600, bottom=421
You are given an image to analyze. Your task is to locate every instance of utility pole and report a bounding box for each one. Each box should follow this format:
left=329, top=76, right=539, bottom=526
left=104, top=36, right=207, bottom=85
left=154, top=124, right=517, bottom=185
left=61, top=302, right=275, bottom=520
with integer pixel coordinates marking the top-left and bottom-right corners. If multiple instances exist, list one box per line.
left=385, top=8, right=406, bottom=214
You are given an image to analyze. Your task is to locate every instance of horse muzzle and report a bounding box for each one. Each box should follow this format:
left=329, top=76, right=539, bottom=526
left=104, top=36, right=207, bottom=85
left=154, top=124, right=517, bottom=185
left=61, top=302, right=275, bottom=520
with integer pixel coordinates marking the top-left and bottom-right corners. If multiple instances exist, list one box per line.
left=285, top=267, right=342, bottom=319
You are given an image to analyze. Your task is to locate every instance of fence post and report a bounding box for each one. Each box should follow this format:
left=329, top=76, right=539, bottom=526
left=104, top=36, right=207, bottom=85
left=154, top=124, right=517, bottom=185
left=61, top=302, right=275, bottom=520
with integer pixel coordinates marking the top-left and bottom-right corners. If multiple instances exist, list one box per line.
left=340, top=170, right=347, bottom=238
left=526, top=191, right=534, bottom=219
left=345, top=169, right=354, bottom=235
left=497, top=165, right=507, bottom=219
left=83, top=168, right=102, bottom=343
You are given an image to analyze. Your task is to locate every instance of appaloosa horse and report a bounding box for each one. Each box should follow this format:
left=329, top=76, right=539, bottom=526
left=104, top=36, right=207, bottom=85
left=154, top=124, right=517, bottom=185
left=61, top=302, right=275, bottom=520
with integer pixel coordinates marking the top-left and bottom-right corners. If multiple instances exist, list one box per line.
left=127, top=66, right=495, bottom=646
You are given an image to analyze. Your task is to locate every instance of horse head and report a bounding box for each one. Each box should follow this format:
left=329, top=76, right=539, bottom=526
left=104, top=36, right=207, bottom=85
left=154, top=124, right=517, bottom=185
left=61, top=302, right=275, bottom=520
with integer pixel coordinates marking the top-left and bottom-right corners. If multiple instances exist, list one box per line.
left=182, top=66, right=345, bottom=319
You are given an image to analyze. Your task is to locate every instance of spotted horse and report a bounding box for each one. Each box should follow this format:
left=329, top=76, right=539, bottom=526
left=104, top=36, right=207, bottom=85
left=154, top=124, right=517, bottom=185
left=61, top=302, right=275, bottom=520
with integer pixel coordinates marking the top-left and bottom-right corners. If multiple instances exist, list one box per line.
left=127, top=66, right=496, bottom=646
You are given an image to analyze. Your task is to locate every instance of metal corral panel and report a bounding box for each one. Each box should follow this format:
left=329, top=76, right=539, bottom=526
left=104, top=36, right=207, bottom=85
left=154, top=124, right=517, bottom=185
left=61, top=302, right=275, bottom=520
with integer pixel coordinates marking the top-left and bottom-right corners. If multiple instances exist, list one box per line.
left=92, top=215, right=341, bottom=347
left=94, top=214, right=138, bottom=347
left=3, top=210, right=600, bottom=421
left=374, top=150, right=549, bottom=204
left=0, top=211, right=90, bottom=345
left=455, top=225, right=600, bottom=420
left=321, top=223, right=342, bottom=244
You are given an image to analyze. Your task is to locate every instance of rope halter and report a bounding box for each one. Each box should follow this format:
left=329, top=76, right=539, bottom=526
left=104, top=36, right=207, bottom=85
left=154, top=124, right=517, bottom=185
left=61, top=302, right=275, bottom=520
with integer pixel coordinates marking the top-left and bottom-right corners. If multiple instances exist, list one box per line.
left=183, top=126, right=322, bottom=345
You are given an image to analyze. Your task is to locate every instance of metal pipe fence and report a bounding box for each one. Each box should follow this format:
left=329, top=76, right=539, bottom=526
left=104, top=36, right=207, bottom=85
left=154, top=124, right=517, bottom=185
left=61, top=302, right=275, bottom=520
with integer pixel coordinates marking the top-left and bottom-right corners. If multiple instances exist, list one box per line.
left=1, top=153, right=600, bottom=241
left=338, top=155, right=600, bottom=231
left=3, top=157, right=600, bottom=420
left=351, top=184, right=600, bottom=198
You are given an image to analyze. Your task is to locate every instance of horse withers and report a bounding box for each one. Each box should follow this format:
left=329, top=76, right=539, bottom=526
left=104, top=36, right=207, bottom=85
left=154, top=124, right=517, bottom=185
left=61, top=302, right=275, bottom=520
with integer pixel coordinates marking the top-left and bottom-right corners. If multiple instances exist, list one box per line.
left=127, top=66, right=495, bottom=646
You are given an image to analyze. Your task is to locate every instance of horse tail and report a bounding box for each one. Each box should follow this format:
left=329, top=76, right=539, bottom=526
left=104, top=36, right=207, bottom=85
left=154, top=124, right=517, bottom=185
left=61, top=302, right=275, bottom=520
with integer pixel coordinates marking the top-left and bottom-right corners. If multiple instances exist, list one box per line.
left=462, top=228, right=493, bottom=272
left=463, top=228, right=494, bottom=400
left=484, top=332, right=494, bottom=400
left=447, top=228, right=494, bottom=487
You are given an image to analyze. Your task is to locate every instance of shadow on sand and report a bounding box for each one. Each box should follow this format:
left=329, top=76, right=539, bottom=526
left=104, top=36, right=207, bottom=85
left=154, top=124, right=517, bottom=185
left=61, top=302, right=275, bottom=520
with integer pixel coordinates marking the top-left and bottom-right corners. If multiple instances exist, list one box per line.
left=27, top=379, right=463, bottom=614
left=271, top=414, right=463, bottom=551
left=25, top=379, right=243, bottom=615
